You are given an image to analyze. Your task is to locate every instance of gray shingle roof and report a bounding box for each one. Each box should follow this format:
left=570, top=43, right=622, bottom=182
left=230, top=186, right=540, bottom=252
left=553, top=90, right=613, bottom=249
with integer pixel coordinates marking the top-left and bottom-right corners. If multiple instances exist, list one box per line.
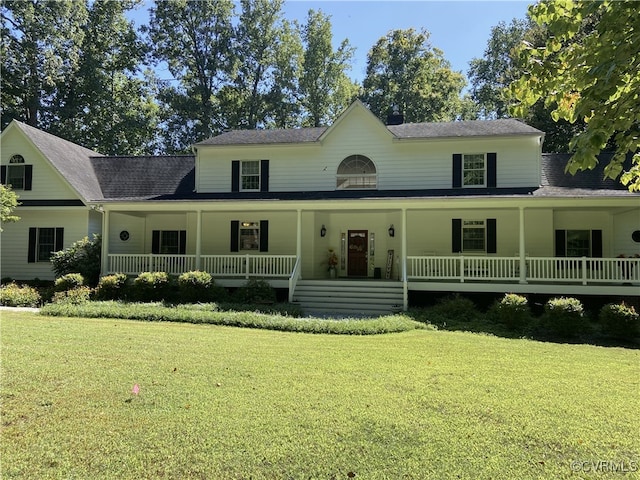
left=195, top=118, right=543, bottom=146
left=14, top=121, right=104, bottom=202
left=388, top=118, right=542, bottom=138
left=91, top=155, right=195, bottom=200
left=536, top=152, right=635, bottom=196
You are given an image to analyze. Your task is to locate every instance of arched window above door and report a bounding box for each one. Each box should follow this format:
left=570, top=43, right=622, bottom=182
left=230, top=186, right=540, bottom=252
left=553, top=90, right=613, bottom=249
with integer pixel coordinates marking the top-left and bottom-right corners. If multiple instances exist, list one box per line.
left=336, top=155, right=377, bottom=190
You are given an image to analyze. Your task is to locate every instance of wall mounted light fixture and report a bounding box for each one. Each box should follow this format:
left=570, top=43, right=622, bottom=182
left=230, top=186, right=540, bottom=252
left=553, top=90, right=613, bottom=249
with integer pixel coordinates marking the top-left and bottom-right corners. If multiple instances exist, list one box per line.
left=388, top=224, right=395, bottom=237
left=320, top=224, right=327, bottom=237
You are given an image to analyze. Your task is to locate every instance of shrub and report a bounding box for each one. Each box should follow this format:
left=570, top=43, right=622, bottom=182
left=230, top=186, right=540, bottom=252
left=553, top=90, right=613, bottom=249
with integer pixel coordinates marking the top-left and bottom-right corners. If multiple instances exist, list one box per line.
left=232, top=278, right=276, bottom=304
left=52, top=286, right=92, bottom=305
left=133, top=272, right=171, bottom=302
left=95, top=274, right=129, bottom=300
left=50, top=234, right=101, bottom=286
left=0, top=283, right=41, bottom=307
left=177, top=270, right=213, bottom=302
left=429, top=294, right=479, bottom=322
left=489, top=293, right=531, bottom=330
left=54, top=273, right=85, bottom=292
left=599, top=303, right=639, bottom=339
left=540, top=297, right=586, bottom=337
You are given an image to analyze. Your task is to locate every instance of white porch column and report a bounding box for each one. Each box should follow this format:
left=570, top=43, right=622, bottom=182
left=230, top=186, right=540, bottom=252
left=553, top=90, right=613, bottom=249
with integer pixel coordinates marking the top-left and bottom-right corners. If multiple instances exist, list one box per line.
left=195, top=209, right=202, bottom=270
left=296, top=209, right=302, bottom=260
left=101, top=208, right=110, bottom=276
left=402, top=208, right=408, bottom=311
left=519, top=206, right=527, bottom=284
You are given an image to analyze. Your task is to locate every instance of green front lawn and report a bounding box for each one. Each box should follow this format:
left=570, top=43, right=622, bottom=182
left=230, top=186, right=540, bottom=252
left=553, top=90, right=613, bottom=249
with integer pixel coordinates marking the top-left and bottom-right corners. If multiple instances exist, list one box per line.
left=2, top=311, right=638, bottom=479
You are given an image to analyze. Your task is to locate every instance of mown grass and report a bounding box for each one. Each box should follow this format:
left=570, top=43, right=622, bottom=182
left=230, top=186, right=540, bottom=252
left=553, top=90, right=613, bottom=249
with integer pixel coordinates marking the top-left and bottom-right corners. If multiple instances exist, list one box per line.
left=40, top=301, right=425, bottom=335
left=2, top=310, right=639, bottom=479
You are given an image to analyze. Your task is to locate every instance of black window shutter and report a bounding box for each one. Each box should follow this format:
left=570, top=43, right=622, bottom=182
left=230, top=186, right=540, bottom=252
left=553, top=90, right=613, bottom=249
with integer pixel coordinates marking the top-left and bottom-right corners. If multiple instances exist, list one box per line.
left=179, top=230, right=187, bottom=255
left=260, top=160, right=269, bottom=192
left=555, top=230, right=566, bottom=257
left=452, top=154, right=462, bottom=188
left=24, top=165, right=33, bottom=190
left=487, top=153, right=497, bottom=188
left=486, top=218, right=497, bottom=254
left=54, top=228, right=64, bottom=252
left=1, top=166, right=6, bottom=184
left=231, top=161, right=240, bottom=192
left=230, top=220, right=239, bottom=252
left=591, top=230, right=603, bottom=258
left=452, top=218, right=462, bottom=253
left=259, top=220, right=269, bottom=252
left=152, top=230, right=160, bottom=254
left=28, top=228, right=37, bottom=263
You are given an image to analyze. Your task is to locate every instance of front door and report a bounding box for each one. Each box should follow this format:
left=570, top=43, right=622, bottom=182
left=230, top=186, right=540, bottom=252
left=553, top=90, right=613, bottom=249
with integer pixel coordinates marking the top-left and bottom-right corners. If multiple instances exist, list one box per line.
left=348, top=230, right=368, bottom=276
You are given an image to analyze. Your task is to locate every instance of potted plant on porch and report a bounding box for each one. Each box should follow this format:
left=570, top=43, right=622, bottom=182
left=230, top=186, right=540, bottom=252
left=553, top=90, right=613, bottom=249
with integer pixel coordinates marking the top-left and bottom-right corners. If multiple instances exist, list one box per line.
left=327, top=249, right=338, bottom=279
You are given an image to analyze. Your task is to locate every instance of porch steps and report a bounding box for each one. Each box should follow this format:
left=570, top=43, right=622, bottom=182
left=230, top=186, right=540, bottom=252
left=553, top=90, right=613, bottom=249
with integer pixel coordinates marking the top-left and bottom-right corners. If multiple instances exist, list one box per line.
left=292, top=280, right=404, bottom=317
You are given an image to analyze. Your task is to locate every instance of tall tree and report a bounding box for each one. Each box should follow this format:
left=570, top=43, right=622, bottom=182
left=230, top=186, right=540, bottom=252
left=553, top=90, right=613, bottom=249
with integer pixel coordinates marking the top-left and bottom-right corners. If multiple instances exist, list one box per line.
left=145, top=0, right=235, bottom=152
left=362, top=29, right=473, bottom=123
left=298, top=9, right=356, bottom=127
left=1, top=0, right=86, bottom=128
left=0, top=184, right=20, bottom=231
left=468, top=17, right=584, bottom=152
left=510, top=0, right=640, bottom=190
left=222, top=0, right=285, bottom=130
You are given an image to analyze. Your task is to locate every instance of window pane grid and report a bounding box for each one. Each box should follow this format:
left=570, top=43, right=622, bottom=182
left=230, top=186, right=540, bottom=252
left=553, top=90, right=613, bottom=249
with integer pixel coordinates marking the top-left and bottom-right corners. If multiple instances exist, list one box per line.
left=37, top=228, right=55, bottom=262
left=463, top=154, right=485, bottom=187
left=241, top=161, right=260, bottom=191
left=160, top=231, right=180, bottom=254
left=462, top=220, right=485, bottom=252
left=336, top=155, right=377, bottom=190
left=240, top=221, right=260, bottom=251
left=566, top=230, right=590, bottom=257
left=7, top=165, right=25, bottom=189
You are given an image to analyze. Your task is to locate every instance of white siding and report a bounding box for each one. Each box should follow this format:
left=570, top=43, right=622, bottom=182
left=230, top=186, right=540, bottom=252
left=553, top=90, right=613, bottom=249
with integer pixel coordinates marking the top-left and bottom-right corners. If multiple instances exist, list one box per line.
left=613, top=209, right=640, bottom=256
left=1, top=127, right=80, bottom=200
left=0, top=209, right=91, bottom=280
left=196, top=106, right=542, bottom=193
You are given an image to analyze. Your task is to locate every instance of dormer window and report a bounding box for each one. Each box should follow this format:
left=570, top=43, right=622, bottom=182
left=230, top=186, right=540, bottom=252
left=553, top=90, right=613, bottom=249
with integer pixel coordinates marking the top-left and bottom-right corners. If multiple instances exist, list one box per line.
left=2, top=154, right=32, bottom=190
left=336, top=155, right=377, bottom=190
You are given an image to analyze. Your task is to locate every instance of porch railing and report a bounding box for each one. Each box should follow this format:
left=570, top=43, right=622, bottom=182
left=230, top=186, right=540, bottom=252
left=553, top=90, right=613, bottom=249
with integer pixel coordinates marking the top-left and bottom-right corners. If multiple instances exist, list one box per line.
left=108, top=254, right=297, bottom=279
left=407, top=255, right=640, bottom=285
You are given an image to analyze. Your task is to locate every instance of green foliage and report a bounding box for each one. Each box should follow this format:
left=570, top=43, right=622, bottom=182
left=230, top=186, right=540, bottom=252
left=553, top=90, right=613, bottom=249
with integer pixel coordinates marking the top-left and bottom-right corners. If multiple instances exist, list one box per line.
left=362, top=28, right=474, bottom=123
left=40, top=301, right=423, bottom=335
left=541, top=297, right=586, bottom=337
left=232, top=278, right=277, bottom=304
left=0, top=283, right=41, bottom=307
left=94, top=273, right=129, bottom=301
left=50, top=235, right=101, bottom=287
left=0, top=185, right=20, bottom=230
left=52, top=286, right=92, bottom=305
left=133, top=272, right=172, bottom=302
left=176, top=270, right=226, bottom=303
left=599, top=302, right=639, bottom=339
left=428, top=294, right=479, bottom=323
left=510, top=0, right=640, bottom=191
left=489, top=293, right=532, bottom=330
left=54, top=273, right=85, bottom=292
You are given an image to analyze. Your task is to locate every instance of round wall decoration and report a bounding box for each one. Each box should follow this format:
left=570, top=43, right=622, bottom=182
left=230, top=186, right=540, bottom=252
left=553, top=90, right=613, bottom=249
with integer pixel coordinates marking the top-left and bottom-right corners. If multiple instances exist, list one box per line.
left=632, top=230, right=640, bottom=243
left=119, top=230, right=130, bottom=241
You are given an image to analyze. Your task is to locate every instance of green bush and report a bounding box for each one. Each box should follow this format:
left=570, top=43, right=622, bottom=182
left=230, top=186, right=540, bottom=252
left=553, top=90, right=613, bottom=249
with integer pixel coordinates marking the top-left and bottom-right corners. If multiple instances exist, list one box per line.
left=52, top=286, right=93, bottom=305
left=541, top=297, right=586, bottom=337
left=489, top=293, right=531, bottom=330
left=95, top=273, right=129, bottom=301
left=50, top=234, right=101, bottom=286
left=133, top=272, right=171, bottom=302
left=232, top=278, right=276, bottom=304
left=429, top=294, right=479, bottom=322
left=54, top=273, right=85, bottom=292
left=599, top=303, right=639, bottom=339
left=0, top=283, right=41, bottom=307
left=177, top=270, right=215, bottom=303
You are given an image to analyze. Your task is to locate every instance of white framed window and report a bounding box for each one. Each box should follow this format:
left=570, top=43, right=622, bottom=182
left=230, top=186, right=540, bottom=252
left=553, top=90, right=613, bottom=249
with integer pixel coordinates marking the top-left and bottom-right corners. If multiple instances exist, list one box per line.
left=241, top=160, right=260, bottom=191
left=336, top=155, right=377, bottom=190
left=462, top=220, right=486, bottom=252
left=566, top=230, right=590, bottom=257
left=6, top=154, right=26, bottom=190
left=463, top=154, right=486, bottom=187
left=239, top=221, right=260, bottom=251
left=152, top=230, right=186, bottom=254
left=28, top=227, right=63, bottom=263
